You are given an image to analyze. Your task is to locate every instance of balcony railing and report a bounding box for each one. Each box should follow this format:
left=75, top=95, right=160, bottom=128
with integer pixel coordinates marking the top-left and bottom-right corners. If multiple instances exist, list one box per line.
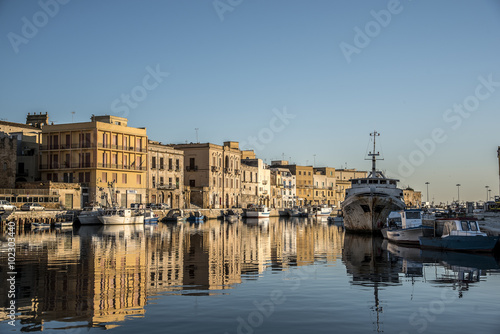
left=186, top=166, right=198, bottom=171
left=157, top=184, right=178, bottom=190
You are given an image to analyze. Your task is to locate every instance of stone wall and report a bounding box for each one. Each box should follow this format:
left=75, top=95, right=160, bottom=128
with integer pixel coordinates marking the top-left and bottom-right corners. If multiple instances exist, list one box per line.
left=0, top=136, right=17, bottom=188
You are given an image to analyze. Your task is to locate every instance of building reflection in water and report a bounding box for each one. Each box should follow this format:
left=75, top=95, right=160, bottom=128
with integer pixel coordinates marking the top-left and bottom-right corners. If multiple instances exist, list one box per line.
left=0, top=217, right=345, bottom=330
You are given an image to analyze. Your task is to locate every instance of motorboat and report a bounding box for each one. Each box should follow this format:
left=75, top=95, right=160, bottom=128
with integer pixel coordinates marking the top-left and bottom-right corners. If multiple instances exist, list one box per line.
left=78, top=205, right=104, bottom=225
left=98, top=208, right=144, bottom=225
left=381, top=209, right=433, bottom=244
left=186, top=211, right=205, bottom=222
left=144, top=210, right=159, bottom=224
left=419, top=218, right=499, bottom=252
left=244, top=205, right=270, bottom=218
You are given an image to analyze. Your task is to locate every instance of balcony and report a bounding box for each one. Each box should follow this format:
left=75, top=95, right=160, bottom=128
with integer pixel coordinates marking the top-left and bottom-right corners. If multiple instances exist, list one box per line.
left=186, top=166, right=198, bottom=172
left=157, top=184, right=178, bottom=190
left=211, top=166, right=220, bottom=173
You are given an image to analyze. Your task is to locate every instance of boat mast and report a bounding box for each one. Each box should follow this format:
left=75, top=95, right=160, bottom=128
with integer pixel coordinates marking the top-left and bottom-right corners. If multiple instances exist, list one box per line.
left=367, top=131, right=382, bottom=177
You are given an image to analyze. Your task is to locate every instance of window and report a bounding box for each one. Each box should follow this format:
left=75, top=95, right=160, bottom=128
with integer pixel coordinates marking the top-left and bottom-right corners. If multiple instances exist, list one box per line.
left=160, top=177, right=164, bottom=186
left=299, top=171, right=302, bottom=175
left=176, top=177, right=179, bottom=188
left=168, top=158, right=173, bottom=170
left=152, top=176, right=156, bottom=188
left=102, top=172, right=107, bottom=183
left=152, top=156, right=156, bottom=168
left=112, top=173, right=117, bottom=182
left=122, top=174, right=127, bottom=184
left=137, top=174, right=142, bottom=184
left=461, top=221, right=469, bottom=231
left=176, top=159, right=180, bottom=170
left=85, top=172, right=90, bottom=182
left=160, top=157, right=164, bottom=169
left=189, top=180, right=195, bottom=187
left=79, top=172, right=84, bottom=183
left=190, top=158, right=195, bottom=169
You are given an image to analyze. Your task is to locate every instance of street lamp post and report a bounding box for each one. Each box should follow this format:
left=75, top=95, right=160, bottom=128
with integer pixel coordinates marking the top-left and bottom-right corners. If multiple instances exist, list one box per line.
left=456, top=184, right=461, bottom=205
left=486, top=186, right=489, bottom=202
left=425, top=182, right=430, bottom=205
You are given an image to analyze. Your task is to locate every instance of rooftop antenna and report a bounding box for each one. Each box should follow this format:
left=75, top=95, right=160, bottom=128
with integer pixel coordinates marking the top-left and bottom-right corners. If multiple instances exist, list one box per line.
left=313, top=154, right=316, bottom=167
left=195, top=128, right=199, bottom=143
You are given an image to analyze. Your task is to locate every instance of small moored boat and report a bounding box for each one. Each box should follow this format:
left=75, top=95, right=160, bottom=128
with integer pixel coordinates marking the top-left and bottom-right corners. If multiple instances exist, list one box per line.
left=381, top=209, right=433, bottom=244
left=98, top=208, right=144, bottom=225
left=419, top=218, right=499, bottom=252
left=244, top=205, right=270, bottom=218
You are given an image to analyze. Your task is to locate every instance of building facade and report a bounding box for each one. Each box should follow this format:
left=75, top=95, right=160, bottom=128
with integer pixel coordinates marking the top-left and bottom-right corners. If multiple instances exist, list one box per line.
left=313, top=167, right=336, bottom=207
left=403, top=187, right=422, bottom=208
left=39, top=115, right=148, bottom=208
left=148, top=140, right=185, bottom=208
left=173, top=141, right=242, bottom=209
left=270, top=167, right=296, bottom=208
left=0, top=113, right=46, bottom=183
left=240, top=161, right=259, bottom=208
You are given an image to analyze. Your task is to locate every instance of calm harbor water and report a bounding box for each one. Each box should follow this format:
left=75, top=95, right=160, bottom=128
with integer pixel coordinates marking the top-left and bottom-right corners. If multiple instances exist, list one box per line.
left=1, top=217, right=500, bottom=334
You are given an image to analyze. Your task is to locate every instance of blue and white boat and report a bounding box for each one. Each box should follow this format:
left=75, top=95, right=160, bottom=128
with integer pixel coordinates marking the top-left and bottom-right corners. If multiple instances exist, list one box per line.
left=381, top=209, right=433, bottom=244
left=186, top=211, right=205, bottom=222
left=244, top=205, right=270, bottom=219
left=419, top=218, right=499, bottom=252
left=144, top=210, right=159, bottom=224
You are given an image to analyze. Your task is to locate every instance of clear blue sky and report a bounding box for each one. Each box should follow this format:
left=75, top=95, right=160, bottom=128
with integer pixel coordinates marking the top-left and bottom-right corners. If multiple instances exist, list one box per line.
left=1, top=0, right=500, bottom=204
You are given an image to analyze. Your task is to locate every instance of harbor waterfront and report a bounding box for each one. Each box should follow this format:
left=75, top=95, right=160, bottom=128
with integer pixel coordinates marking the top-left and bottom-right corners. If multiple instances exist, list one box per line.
left=1, top=217, right=500, bottom=333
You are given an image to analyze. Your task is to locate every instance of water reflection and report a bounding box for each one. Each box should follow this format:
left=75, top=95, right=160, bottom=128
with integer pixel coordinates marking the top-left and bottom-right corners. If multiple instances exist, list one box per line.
left=0, top=217, right=345, bottom=331
left=0, top=218, right=498, bottom=332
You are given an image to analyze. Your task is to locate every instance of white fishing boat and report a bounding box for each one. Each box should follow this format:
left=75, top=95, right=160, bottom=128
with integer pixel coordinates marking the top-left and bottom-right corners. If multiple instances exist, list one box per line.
left=245, top=205, right=270, bottom=218
left=341, top=131, right=405, bottom=233
left=98, top=208, right=144, bottom=225
left=313, top=205, right=332, bottom=217
left=78, top=205, right=104, bottom=225
left=381, top=209, right=433, bottom=244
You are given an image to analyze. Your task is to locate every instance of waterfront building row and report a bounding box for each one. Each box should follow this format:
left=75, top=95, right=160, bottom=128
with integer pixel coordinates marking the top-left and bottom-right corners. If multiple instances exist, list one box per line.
left=0, top=113, right=422, bottom=210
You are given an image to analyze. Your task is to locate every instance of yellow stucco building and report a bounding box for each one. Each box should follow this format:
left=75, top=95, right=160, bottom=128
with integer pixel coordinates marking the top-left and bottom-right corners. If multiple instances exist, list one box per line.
left=39, top=115, right=148, bottom=207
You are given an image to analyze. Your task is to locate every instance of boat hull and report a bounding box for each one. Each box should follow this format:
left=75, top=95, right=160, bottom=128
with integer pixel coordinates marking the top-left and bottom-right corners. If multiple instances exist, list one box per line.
left=245, top=212, right=270, bottom=218
left=382, top=226, right=434, bottom=244
left=342, top=194, right=405, bottom=233
left=78, top=214, right=102, bottom=225
left=418, top=235, right=500, bottom=252
left=99, top=215, right=144, bottom=225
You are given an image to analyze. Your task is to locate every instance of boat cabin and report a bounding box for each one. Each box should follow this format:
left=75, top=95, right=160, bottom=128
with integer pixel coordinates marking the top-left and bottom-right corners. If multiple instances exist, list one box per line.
left=386, top=209, right=423, bottom=229
left=441, top=219, right=487, bottom=237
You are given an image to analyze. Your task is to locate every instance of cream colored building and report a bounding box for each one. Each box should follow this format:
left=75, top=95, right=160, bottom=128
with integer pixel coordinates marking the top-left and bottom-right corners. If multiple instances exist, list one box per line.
left=313, top=167, right=336, bottom=207
left=272, top=162, right=313, bottom=206
left=270, top=167, right=296, bottom=208
left=241, top=160, right=259, bottom=208
left=242, top=157, right=270, bottom=207
left=148, top=140, right=185, bottom=208
left=173, top=141, right=242, bottom=208
left=39, top=115, right=148, bottom=208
